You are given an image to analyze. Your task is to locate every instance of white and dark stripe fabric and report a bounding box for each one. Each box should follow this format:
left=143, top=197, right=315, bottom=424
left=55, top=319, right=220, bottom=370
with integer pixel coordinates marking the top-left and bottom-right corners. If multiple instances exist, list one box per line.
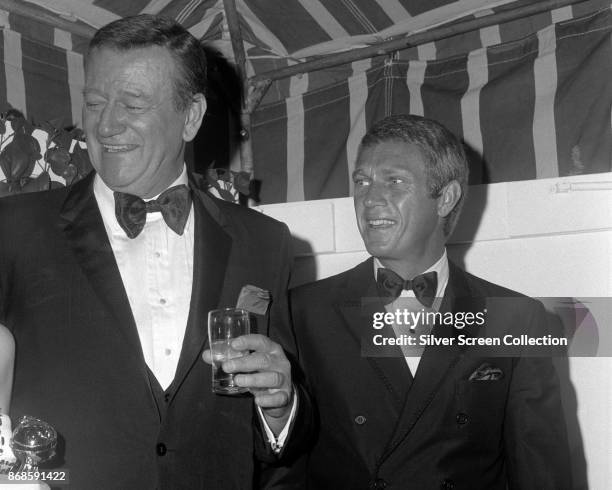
left=0, top=0, right=609, bottom=203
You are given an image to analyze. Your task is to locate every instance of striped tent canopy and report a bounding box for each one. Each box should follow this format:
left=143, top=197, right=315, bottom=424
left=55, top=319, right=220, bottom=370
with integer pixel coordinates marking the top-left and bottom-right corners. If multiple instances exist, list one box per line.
left=0, top=0, right=610, bottom=203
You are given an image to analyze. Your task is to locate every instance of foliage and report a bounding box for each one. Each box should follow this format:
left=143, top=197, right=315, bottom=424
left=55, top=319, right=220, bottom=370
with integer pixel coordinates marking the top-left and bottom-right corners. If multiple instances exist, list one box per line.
left=0, top=108, right=92, bottom=197
left=205, top=164, right=252, bottom=204
left=0, top=108, right=249, bottom=204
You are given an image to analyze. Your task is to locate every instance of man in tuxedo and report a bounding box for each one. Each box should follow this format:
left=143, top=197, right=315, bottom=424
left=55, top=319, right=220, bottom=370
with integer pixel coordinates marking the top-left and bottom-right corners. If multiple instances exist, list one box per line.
left=0, top=15, right=310, bottom=489
left=290, top=114, right=570, bottom=489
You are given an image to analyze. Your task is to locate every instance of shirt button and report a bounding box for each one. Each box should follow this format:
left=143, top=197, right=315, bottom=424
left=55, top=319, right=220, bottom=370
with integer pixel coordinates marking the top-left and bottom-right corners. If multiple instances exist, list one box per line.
left=370, top=478, right=387, bottom=489
left=155, top=251, right=161, bottom=258
left=456, top=413, right=469, bottom=425
left=159, top=298, right=167, bottom=305
left=354, top=415, right=366, bottom=425
left=164, top=348, right=172, bottom=356
left=156, top=443, right=167, bottom=456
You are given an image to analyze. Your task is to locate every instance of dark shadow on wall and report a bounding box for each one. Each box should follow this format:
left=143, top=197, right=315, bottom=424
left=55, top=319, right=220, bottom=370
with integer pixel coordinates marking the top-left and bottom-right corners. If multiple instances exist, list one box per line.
left=446, top=141, right=489, bottom=270
left=544, top=297, right=602, bottom=490
left=188, top=45, right=241, bottom=176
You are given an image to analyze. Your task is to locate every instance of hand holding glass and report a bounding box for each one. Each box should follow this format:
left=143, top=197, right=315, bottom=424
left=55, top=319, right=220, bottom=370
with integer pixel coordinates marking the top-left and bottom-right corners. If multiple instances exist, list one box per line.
left=207, top=308, right=250, bottom=395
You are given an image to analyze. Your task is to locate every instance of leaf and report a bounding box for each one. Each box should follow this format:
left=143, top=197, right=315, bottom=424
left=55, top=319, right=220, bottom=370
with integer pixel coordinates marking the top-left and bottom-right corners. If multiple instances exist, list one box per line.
left=45, top=147, right=71, bottom=176
left=5, top=108, right=25, bottom=121
left=0, top=133, right=41, bottom=180
left=69, top=127, right=86, bottom=141
left=39, top=121, right=58, bottom=136
left=216, top=168, right=231, bottom=182
left=8, top=115, right=35, bottom=136
left=51, top=129, right=73, bottom=150
left=21, top=171, right=51, bottom=193
left=0, top=181, right=11, bottom=197
left=9, top=116, right=25, bottom=134
left=62, top=164, right=78, bottom=185
left=205, top=169, right=222, bottom=189
left=70, top=144, right=92, bottom=177
left=21, top=119, right=35, bottom=136
left=231, top=171, right=251, bottom=195
left=217, top=187, right=236, bottom=202
left=0, top=119, right=5, bottom=136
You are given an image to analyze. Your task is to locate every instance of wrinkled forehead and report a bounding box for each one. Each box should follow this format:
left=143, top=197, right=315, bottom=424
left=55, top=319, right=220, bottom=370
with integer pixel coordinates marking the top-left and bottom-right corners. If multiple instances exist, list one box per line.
left=84, top=46, right=177, bottom=98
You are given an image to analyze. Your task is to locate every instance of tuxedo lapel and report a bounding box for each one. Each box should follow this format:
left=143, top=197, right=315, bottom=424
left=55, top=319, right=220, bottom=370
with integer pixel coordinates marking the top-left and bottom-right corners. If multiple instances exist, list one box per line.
left=336, top=259, right=411, bottom=412
left=380, top=262, right=472, bottom=460
left=58, top=173, right=146, bottom=364
left=169, top=188, right=231, bottom=397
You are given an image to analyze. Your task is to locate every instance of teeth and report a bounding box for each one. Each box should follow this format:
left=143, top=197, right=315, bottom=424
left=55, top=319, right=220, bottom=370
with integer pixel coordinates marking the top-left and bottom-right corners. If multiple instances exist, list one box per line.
left=102, top=144, right=133, bottom=152
left=368, top=219, right=394, bottom=226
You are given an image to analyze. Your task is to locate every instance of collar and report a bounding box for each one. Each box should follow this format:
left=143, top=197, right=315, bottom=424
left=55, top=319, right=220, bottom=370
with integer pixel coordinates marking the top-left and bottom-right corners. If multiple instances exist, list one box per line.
left=93, top=166, right=189, bottom=237
left=373, top=249, right=449, bottom=299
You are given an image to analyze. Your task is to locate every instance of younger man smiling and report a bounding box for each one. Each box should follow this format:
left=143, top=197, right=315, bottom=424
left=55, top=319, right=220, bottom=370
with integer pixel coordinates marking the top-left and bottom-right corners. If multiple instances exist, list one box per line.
left=290, top=114, right=570, bottom=489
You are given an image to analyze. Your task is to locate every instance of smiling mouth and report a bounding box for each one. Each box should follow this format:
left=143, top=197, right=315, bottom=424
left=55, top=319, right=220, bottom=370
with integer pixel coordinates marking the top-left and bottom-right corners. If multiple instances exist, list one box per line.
left=101, top=144, right=137, bottom=153
left=367, top=219, right=396, bottom=228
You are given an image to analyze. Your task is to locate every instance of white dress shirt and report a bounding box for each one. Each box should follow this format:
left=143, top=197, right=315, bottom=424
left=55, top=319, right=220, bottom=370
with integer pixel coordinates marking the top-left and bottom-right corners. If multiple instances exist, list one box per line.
left=94, top=168, right=293, bottom=449
left=374, top=250, right=450, bottom=375
left=94, top=168, right=193, bottom=390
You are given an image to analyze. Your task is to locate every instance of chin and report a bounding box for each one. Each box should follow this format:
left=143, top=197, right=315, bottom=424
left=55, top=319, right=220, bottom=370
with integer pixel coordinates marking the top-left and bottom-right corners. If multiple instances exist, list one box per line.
left=365, top=244, right=393, bottom=259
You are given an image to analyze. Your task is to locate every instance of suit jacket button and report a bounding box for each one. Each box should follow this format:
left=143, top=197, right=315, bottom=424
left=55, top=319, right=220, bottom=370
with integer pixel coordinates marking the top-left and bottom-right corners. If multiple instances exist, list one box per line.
left=156, top=443, right=167, bottom=456
left=456, top=412, right=469, bottom=425
left=354, top=415, right=366, bottom=425
left=441, top=479, right=455, bottom=489
left=370, top=478, right=387, bottom=489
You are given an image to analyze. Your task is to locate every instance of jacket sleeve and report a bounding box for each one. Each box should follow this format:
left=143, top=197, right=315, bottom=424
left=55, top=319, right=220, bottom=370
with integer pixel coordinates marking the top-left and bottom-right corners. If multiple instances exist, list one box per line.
left=252, top=223, right=315, bottom=467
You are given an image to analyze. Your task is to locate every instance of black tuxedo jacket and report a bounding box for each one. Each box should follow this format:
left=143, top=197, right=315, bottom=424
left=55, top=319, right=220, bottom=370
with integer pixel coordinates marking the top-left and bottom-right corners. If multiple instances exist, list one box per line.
left=0, top=172, right=311, bottom=489
left=290, top=258, right=570, bottom=490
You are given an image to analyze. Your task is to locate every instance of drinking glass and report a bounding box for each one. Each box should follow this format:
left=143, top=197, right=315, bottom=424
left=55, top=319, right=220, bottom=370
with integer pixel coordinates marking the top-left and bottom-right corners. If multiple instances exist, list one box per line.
left=207, top=308, right=250, bottom=395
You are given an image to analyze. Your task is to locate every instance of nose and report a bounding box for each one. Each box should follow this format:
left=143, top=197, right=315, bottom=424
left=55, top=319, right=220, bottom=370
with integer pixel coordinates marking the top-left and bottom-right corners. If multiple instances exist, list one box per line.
left=363, top=182, right=387, bottom=207
left=97, top=103, right=125, bottom=138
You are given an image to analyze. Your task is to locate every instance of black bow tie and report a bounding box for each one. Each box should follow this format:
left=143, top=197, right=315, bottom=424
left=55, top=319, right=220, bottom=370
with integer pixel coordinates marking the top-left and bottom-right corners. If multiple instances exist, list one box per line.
left=114, top=185, right=192, bottom=239
left=376, top=268, right=438, bottom=307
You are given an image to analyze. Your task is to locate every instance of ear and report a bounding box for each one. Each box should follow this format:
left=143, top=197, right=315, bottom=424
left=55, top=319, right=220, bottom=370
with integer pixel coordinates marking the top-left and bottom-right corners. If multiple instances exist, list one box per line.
left=182, top=93, right=207, bottom=142
left=437, top=180, right=462, bottom=218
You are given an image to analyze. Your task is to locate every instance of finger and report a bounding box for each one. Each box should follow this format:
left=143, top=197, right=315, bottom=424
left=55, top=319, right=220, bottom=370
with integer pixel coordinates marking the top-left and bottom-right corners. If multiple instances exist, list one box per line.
left=231, top=334, right=278, bottom=353
left=201, top=349, right=212, bottom=364
left=234, top=371, right=285, bottom=389
left=223, top=351, right=274, bottom=373
left=254, top=391, right=291, bottom=409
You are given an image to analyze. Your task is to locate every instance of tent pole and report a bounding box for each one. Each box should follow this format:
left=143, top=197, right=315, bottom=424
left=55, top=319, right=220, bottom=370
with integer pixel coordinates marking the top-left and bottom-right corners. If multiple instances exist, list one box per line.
left=222, top=0, right=254, bottom=177
left=249, top=0, right=588, bottom=88
left=0, top=0, right=96, bottom=39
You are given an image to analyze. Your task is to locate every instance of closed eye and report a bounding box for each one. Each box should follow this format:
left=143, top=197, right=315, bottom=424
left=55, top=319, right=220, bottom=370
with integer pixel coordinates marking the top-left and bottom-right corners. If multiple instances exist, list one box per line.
left=85, top=101, right=104, bottom=110
left=124, top=104, right=146, bottom=113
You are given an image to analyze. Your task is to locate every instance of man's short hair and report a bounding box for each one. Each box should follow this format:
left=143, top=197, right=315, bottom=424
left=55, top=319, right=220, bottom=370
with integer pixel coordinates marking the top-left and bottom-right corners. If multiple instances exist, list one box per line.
left=359, top=114, right=469, bottom=236
left=88, top=14, right=207, bottom=112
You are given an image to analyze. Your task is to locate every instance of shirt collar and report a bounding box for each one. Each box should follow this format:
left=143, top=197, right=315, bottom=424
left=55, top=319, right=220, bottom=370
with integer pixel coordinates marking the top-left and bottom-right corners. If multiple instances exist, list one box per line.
left=93, top=166, right=189, bottom=237
left=373, top=249, right=449, bottom=299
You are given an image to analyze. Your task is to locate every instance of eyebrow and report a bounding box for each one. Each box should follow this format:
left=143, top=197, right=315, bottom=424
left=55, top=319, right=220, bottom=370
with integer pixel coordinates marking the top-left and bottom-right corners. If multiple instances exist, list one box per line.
left=82, top=88, right=103, bottom=97
left=378, top=166, right=412, bottom=175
